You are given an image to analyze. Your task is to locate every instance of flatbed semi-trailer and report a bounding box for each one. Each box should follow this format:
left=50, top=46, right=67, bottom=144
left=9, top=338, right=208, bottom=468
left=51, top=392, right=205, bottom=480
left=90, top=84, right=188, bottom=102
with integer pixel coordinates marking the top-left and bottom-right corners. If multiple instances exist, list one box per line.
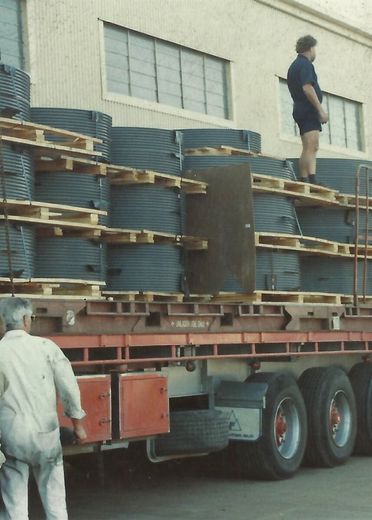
left=29, top=296, right=372, bottom=480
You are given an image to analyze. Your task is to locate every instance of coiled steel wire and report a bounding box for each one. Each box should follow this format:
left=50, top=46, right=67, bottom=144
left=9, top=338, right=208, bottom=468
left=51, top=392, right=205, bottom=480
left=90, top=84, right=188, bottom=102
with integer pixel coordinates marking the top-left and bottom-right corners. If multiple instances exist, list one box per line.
left=35, top=172, right=109, bottom=220
left=183, top=156, right=294, bottom=180
left=35, top=238, right=106, bottom=281
left=223, top=250, right=301, bottom=292
left=0, top=144, right=33, bottom=199
left=30, top=108, right=112, bottom=161
left=0, top=223, right=34, bottom=278
left=0, top=63, right=30, bottom=120
left=288, top=158, right=372, bottom=195
left=301, top=257, right=372, bottom=295
left=107, top=244, right=183, bottom=292
left=111, top=128, right=182, bottom=176
left=254, top=194, right=299, bottom=234
left=110, top=185, right=184, bottom=234
left=179, top=128, right=261, bottom=153
left=297, top=207, right=372, bottom=244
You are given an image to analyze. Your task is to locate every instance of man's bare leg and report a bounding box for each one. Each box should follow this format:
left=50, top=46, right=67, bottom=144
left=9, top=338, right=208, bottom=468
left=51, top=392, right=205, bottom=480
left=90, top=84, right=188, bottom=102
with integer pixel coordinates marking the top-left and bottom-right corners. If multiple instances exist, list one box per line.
left=299, top=130, right=319, bottom=182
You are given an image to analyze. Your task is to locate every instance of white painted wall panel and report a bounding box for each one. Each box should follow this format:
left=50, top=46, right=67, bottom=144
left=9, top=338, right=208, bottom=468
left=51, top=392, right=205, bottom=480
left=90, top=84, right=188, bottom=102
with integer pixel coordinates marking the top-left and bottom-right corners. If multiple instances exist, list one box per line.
left=23, top=0, right=372, bottom=160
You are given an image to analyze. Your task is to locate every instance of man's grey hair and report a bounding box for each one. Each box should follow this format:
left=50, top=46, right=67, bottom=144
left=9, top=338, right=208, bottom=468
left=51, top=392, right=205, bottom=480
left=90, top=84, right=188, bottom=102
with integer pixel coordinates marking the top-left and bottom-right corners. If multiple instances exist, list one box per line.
left=0, top=298, right=33, bottom=330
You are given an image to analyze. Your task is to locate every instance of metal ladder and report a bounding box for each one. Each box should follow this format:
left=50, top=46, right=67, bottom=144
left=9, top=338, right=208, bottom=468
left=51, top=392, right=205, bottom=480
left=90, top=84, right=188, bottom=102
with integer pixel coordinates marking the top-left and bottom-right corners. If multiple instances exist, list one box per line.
left=353, top=164, right=372, bottom=306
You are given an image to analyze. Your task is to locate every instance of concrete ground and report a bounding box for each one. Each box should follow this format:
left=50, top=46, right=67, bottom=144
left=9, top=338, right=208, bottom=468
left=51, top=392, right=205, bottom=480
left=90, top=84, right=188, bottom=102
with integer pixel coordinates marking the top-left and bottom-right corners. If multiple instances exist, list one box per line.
left=26, top=448, right=372, bottom=520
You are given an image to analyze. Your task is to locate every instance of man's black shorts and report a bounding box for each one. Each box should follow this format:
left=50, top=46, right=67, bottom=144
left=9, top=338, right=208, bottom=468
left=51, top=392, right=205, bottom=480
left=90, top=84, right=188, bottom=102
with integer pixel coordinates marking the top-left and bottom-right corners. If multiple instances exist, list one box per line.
left=295, top=116, right=322, bottom=135
left=293, top=106, right=322, bottom=135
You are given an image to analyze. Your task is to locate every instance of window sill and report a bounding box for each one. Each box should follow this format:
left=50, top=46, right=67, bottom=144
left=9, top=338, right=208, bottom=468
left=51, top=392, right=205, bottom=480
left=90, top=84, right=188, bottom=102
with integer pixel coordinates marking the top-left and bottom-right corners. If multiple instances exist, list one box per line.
left=280, top=135, right=369, bottom=159
left=102, top=90, right=237, bottom=128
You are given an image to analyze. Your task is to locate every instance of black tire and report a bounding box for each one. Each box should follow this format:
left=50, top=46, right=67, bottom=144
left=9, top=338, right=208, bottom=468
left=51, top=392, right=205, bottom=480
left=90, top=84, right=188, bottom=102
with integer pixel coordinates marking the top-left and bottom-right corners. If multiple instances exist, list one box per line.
left=299, top=366, right=356, bottom=467
left=349, top=362, right=372, bottom=455
left=234, top=372, right=307, bottom=480
left=154, top=410, right=229, bottom=456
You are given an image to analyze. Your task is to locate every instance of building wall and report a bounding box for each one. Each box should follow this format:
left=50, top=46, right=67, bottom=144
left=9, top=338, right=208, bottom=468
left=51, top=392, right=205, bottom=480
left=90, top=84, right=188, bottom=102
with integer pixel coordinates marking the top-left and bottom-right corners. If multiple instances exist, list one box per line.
left=24, top=0, right=372, bottom=160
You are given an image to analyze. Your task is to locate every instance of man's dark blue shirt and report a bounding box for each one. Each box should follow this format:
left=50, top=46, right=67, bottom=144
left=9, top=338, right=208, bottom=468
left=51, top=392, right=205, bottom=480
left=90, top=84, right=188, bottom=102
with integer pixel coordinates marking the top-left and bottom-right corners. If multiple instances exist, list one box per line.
left=287, top=54, right=322, bottom=119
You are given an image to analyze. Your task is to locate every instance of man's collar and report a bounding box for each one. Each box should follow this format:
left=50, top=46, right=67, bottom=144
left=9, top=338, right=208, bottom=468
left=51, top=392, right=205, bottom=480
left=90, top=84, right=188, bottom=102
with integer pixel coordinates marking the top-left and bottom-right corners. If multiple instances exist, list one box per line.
left=3, top=330, right=29, bottom=338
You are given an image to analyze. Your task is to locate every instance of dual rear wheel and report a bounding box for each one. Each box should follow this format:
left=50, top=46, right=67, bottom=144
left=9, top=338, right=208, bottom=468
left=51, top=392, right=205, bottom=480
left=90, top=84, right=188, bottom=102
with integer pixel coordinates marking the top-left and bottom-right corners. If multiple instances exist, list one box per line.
left=233, top=365, right=365, bottom=480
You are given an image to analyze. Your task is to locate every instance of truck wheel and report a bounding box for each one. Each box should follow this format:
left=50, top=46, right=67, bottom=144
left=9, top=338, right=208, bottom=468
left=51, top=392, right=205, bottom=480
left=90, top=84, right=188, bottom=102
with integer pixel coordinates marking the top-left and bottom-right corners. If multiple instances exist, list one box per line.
left=299, top=366, right=356, bottom=467
left=234, top=372, right=307, bottom=480
left=349, top=362, right=372, bottom=455
left=154, top=410, right=229, bottom=456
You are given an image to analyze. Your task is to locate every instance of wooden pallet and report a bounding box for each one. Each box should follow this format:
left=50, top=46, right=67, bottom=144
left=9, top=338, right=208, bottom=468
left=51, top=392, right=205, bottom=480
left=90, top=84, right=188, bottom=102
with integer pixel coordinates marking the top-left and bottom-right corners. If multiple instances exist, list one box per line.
left=255, top=232, right=372, bottom=258
left=103, top=291, right=184, bottom=303
left=103, top=228, right=208, bottom=250
left=0, top=199, right=106, bottom=234
left=211, top=291, right=343, bottom=305
left=35, top=155, right=107, bottom=176
left=252, top=173, right=338, bottom=205
left=336, top=192, right=372, bottom=209
left=184, top=145, right=260, bottom=157
left=0, top=117, right=101, bottom=150
left=184, top=146, right=287, bottom=161
left=0, top=277, right=104, bottom=299
left=107, top=164, right=207, bottom=194
left=0, top=117, right=102, bottom=159
left=342, top=294, right=372, bottom=305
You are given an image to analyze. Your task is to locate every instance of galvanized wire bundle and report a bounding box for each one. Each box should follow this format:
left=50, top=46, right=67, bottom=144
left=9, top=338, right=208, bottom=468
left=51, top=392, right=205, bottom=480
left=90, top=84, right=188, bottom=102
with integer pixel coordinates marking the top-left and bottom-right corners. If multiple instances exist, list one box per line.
left=301, top=257, right=372, bottom=294
left=35, top=172, right=109, bottom=216
left=297, top=207, right=372, bottom=244
left=0, top=223, right=34, bottom=278
left=35, top=238, right=106, bottom=281
left=107, top=244, right=183, bottom=292
left=111, top=128, right=182, bottom=176
left=288, top=158, right=372, bottom=195
left=110, top=185, right=184, bottom=234
left=254, top=194, right=299, bottom=234
left=0, top=64, right=30, bottom=120
left=0, top=144, right=33, bottom=199
left=223, top=250, right=301, bottom=292
left=179, top=128, right=261, bottom=153
left=183, top=156, right=294, bottom=180
left=30, top=108, right=112, bottom=161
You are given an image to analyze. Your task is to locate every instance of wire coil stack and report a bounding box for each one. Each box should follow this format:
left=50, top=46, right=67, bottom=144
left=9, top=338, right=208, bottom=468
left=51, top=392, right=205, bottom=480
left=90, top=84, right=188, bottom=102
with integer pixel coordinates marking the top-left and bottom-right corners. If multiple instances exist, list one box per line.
left=0, top=64, right=30, bottom=120
left=181, top=128, right=300, bottom=293
left=110, top=185, right=183, bottom=234
left=0, top=224, right=34, bottom=279
left=31, top=108, right=111, bottom=218
left=180, top=128, right=261, bottom=153
left=0, top=63, right=33, bottom=200
left=289, top=158, right=372, bottom=294
left=108, top=245, right=183, bottom=292
left=35, top=238, right=106, bottom=282
left=301, top=257, right=372, bottom=295
left=30, top=108, right=112, bottom=161
left=107, top=128, right=185, bottom=294
left=0, top=64, right=35, bottom=280
left=111, top=128, right=183, bottom=175
left=183, top=155, right=294, bottom=181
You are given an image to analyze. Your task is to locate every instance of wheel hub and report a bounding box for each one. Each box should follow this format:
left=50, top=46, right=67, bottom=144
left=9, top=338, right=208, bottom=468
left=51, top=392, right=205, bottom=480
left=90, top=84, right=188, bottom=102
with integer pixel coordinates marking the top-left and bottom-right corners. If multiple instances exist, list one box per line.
left=330, top=404, right=341, bottom=435
left=275, top=410, right=288, bottom=446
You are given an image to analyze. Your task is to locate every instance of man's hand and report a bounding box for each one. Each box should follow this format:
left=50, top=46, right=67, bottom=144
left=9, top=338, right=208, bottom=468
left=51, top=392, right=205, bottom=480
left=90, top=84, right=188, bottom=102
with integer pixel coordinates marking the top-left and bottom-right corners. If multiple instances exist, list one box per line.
left=74, top=424, right=88, bottom=444
left=71, top=418, right=88, bottom=444
left=318, top=107, right=329, bottom=124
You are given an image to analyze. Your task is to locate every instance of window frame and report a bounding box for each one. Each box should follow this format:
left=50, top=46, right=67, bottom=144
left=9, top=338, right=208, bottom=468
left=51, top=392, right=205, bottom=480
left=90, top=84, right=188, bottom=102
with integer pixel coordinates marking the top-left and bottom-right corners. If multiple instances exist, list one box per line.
left=100, top=20, right=234, bottom=123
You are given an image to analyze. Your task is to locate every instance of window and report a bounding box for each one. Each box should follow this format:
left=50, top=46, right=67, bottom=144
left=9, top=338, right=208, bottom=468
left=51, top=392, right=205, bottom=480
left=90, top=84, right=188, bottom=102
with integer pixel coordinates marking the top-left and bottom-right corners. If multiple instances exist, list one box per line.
left=104, top=23, right=230, bottom=119
left=279, top=78, right=364, bottom=151
left=0, top=0, right=23, bottom=68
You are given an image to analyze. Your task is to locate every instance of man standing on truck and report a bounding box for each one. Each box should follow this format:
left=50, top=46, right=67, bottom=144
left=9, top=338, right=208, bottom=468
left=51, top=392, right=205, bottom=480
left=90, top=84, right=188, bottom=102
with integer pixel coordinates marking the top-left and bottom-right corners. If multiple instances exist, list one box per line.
left=287, top=35, right=328, bottom=184
left=0, top=297, right=87, bottom=520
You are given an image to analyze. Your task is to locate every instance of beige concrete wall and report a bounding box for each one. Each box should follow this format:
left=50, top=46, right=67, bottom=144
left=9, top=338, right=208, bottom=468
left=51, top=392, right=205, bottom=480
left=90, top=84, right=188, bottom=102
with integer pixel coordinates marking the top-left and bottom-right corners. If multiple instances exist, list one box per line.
left=24, top=0, right=372, bottom=160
